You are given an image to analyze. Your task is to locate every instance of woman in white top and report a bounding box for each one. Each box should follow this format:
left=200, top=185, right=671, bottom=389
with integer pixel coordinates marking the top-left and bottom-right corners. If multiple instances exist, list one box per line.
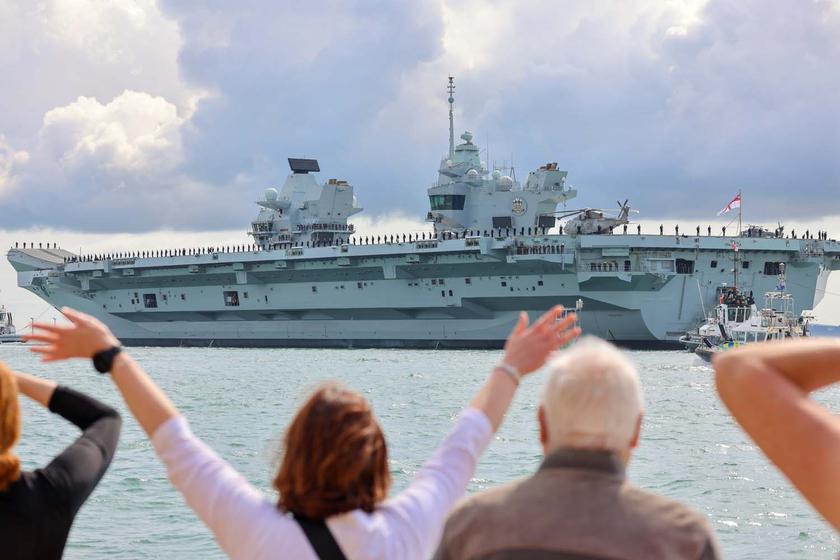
left=26, top=306, right=579, bottom=560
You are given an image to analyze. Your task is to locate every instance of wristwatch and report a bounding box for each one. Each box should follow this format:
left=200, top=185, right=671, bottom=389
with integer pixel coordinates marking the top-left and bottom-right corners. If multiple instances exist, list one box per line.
left=93, top=346, right=123, bottom=374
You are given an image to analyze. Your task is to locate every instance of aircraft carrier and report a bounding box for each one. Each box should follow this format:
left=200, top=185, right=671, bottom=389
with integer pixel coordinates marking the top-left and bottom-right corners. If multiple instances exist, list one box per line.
left=8, top=79, right=840, bottom=348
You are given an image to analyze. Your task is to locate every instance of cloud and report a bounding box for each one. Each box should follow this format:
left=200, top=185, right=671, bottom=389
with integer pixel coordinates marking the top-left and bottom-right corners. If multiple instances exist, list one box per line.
left=40, top=91, right=184, bottom=173
left=1, top=0, right=839, bottom=233
left=0, top=136, right=29, bottom=192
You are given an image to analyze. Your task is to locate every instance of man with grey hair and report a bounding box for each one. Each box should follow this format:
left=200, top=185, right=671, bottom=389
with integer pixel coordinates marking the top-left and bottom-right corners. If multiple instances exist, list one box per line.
left=434, top=337, right=721, bottom=560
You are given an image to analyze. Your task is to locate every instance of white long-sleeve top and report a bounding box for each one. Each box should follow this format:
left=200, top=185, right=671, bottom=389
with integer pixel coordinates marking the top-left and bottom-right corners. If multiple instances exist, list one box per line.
left=151, top=408, right=493, bottom=560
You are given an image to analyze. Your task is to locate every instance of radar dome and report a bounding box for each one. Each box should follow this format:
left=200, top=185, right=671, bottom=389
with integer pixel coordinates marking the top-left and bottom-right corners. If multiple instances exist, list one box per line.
left=265, top=188, right=279, bottom=201
left=492, top=170, right=502, bottom=180
left=499, top=176, right=513, bottom=190
left=466, top=168, right=479, bottom=178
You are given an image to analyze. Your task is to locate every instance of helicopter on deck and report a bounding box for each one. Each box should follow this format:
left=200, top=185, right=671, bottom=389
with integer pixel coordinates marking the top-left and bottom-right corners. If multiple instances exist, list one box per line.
left=556, top=200, right=637, bottom=235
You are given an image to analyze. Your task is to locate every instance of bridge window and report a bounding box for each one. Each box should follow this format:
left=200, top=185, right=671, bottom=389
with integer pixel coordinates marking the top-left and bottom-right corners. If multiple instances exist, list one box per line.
left=710, top=260, right=718, bottom=269
left=429, top=194, right=466, bottom=211
left=223, top=291, right=240, bottom=306
left=143, top=294, right=157, bottom=308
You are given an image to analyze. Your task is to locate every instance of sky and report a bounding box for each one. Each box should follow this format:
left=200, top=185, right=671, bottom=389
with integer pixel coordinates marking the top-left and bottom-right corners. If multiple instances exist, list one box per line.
left=0, top=0, right=839, bottom=324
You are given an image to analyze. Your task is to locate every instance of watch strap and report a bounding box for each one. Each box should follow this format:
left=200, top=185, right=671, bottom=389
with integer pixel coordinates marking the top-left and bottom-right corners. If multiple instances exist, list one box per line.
left=93, top=346, right=123, bottom=374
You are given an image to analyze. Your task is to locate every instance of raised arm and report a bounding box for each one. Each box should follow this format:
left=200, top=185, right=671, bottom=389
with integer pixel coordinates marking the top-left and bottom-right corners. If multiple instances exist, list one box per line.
left=13, top=370, right=57, bottom=408
left=25, top=309, right=276, bottom=557
left=25, top=308, right=178, bottom=437
left=14, top=370, right=121, bottom=514
left=714, top=339, right=840, bottom=531
left=472, top=306, right=581, bottom=430
left=376, top=306, right=580, bottom=559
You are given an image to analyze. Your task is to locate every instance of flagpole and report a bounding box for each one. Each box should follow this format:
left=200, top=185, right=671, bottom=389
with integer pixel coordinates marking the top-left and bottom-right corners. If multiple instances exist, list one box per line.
left=738, top=189, right=742, bottom=236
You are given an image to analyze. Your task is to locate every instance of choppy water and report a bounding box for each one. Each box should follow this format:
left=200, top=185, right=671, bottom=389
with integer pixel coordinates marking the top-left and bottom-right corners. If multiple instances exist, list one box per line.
left=2, top=345, right=838, bottom=559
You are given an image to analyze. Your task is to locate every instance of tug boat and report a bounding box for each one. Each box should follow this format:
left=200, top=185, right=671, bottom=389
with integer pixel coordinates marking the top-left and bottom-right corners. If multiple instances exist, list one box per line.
left=693, top=287, right=813, bottom=362
left=0, top=305, right=22, bottom=343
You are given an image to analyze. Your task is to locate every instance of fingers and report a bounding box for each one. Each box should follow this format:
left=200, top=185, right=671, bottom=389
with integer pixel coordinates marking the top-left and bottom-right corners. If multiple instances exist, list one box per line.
left=30, top=344, right=58, bottom=356
left=509, top=311, right=528, bottom=337
left=551, top=313, right=577, bottom=334
left=557, top=326, right=582, bottom=346
left=21, top=333, right=58, bottom=344
left=533, top=305, right=565, bottom=333
left=61, top=307, right=92, bottom=326
left=30, top=322, right=68, bottom=334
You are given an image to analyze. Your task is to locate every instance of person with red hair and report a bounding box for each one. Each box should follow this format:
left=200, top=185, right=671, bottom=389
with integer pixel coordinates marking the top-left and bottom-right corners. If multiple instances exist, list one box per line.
left=0, top=363, right=121, bottom=559
left=26, top=305, right=579, bottom=560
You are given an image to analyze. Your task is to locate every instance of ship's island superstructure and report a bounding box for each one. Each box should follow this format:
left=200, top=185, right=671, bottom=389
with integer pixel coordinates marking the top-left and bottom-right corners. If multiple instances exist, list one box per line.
left=8, top=79, right=840, bottom=348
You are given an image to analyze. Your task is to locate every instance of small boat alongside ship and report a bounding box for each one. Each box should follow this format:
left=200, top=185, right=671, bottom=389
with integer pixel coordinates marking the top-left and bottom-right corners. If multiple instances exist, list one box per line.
left=693, top=297, right=812, bottom=363
left=0, top=305, right=22, bottom=343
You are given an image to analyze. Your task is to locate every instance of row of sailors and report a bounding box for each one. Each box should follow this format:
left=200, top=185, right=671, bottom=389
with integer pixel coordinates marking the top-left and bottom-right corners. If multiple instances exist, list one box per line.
left=295, top=223, right=355, bottom=232
left=22, top=224, right=838, bottom=264
left=63, top=246, right=261, bottom=263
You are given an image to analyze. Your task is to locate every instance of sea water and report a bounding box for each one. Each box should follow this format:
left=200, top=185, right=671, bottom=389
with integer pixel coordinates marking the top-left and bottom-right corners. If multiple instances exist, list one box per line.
left=2, top=345, right=838, bottom=559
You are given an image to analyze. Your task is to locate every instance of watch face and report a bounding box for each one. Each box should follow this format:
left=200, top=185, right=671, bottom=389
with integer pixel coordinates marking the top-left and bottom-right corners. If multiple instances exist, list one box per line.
left=511, top=198, right=527, bottom=216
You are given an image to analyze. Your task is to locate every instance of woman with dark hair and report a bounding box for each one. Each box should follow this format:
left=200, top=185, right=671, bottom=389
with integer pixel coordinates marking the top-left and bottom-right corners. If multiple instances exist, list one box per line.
left=26, top=305, right=579, bottom=560
left=0, top=363, right=121, bottom=559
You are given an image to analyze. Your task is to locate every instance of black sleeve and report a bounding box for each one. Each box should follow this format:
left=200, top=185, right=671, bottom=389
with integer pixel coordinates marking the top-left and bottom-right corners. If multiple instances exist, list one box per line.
left=41, top=386, right=122, bottom=514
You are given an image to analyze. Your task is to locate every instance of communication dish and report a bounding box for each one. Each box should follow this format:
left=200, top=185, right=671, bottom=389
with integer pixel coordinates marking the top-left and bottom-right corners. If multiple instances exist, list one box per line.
left=288, top=158, right=320, bottom=174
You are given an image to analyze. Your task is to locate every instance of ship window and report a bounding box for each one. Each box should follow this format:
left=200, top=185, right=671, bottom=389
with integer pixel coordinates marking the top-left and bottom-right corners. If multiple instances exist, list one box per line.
left=311, top=286, right=317, bottom=293
left=264, top=295, right=268, bottom=302
left=143, top=294, right=158, bottom=308
left=742, top=261, right=750, bottom=269
left=439, top=279, right=445, bottom=285
left=465, top=278, right=472, bottom=284
left=134, top=292, right=139, bottom=298
left=676, top=259, right=694, bottom=274
left=432, top=279, right=437, bottom=285
left=764, top=262, right=782, bottom=275
left=181, top=294, right=186, bottom=301
left=501, top=281, right=507, bottom=287
left=710, top=260, right=718, bottom=269
left=162, top=294, right=168, bottom=302
left=538, top=280, right=544, bottom=286
left=624, top=260, right=631, bottom=272
left=448, top=290, right=453, bottom=296
left=357, top=282, right=363, bottom=289
left=441, top=290, right=446, bottom=297
left=428, top=194, right=466, bottom=211
left=223, top=291, right=240, bottom=307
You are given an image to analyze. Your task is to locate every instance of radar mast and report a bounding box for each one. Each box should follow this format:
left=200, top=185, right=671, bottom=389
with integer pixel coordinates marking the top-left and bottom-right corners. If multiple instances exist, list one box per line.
left=447, top=76, right=455, bottom=160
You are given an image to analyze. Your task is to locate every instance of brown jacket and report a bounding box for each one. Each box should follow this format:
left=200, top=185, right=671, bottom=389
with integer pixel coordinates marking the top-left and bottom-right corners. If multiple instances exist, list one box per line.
left=434, top=449, right=721, bottom=560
